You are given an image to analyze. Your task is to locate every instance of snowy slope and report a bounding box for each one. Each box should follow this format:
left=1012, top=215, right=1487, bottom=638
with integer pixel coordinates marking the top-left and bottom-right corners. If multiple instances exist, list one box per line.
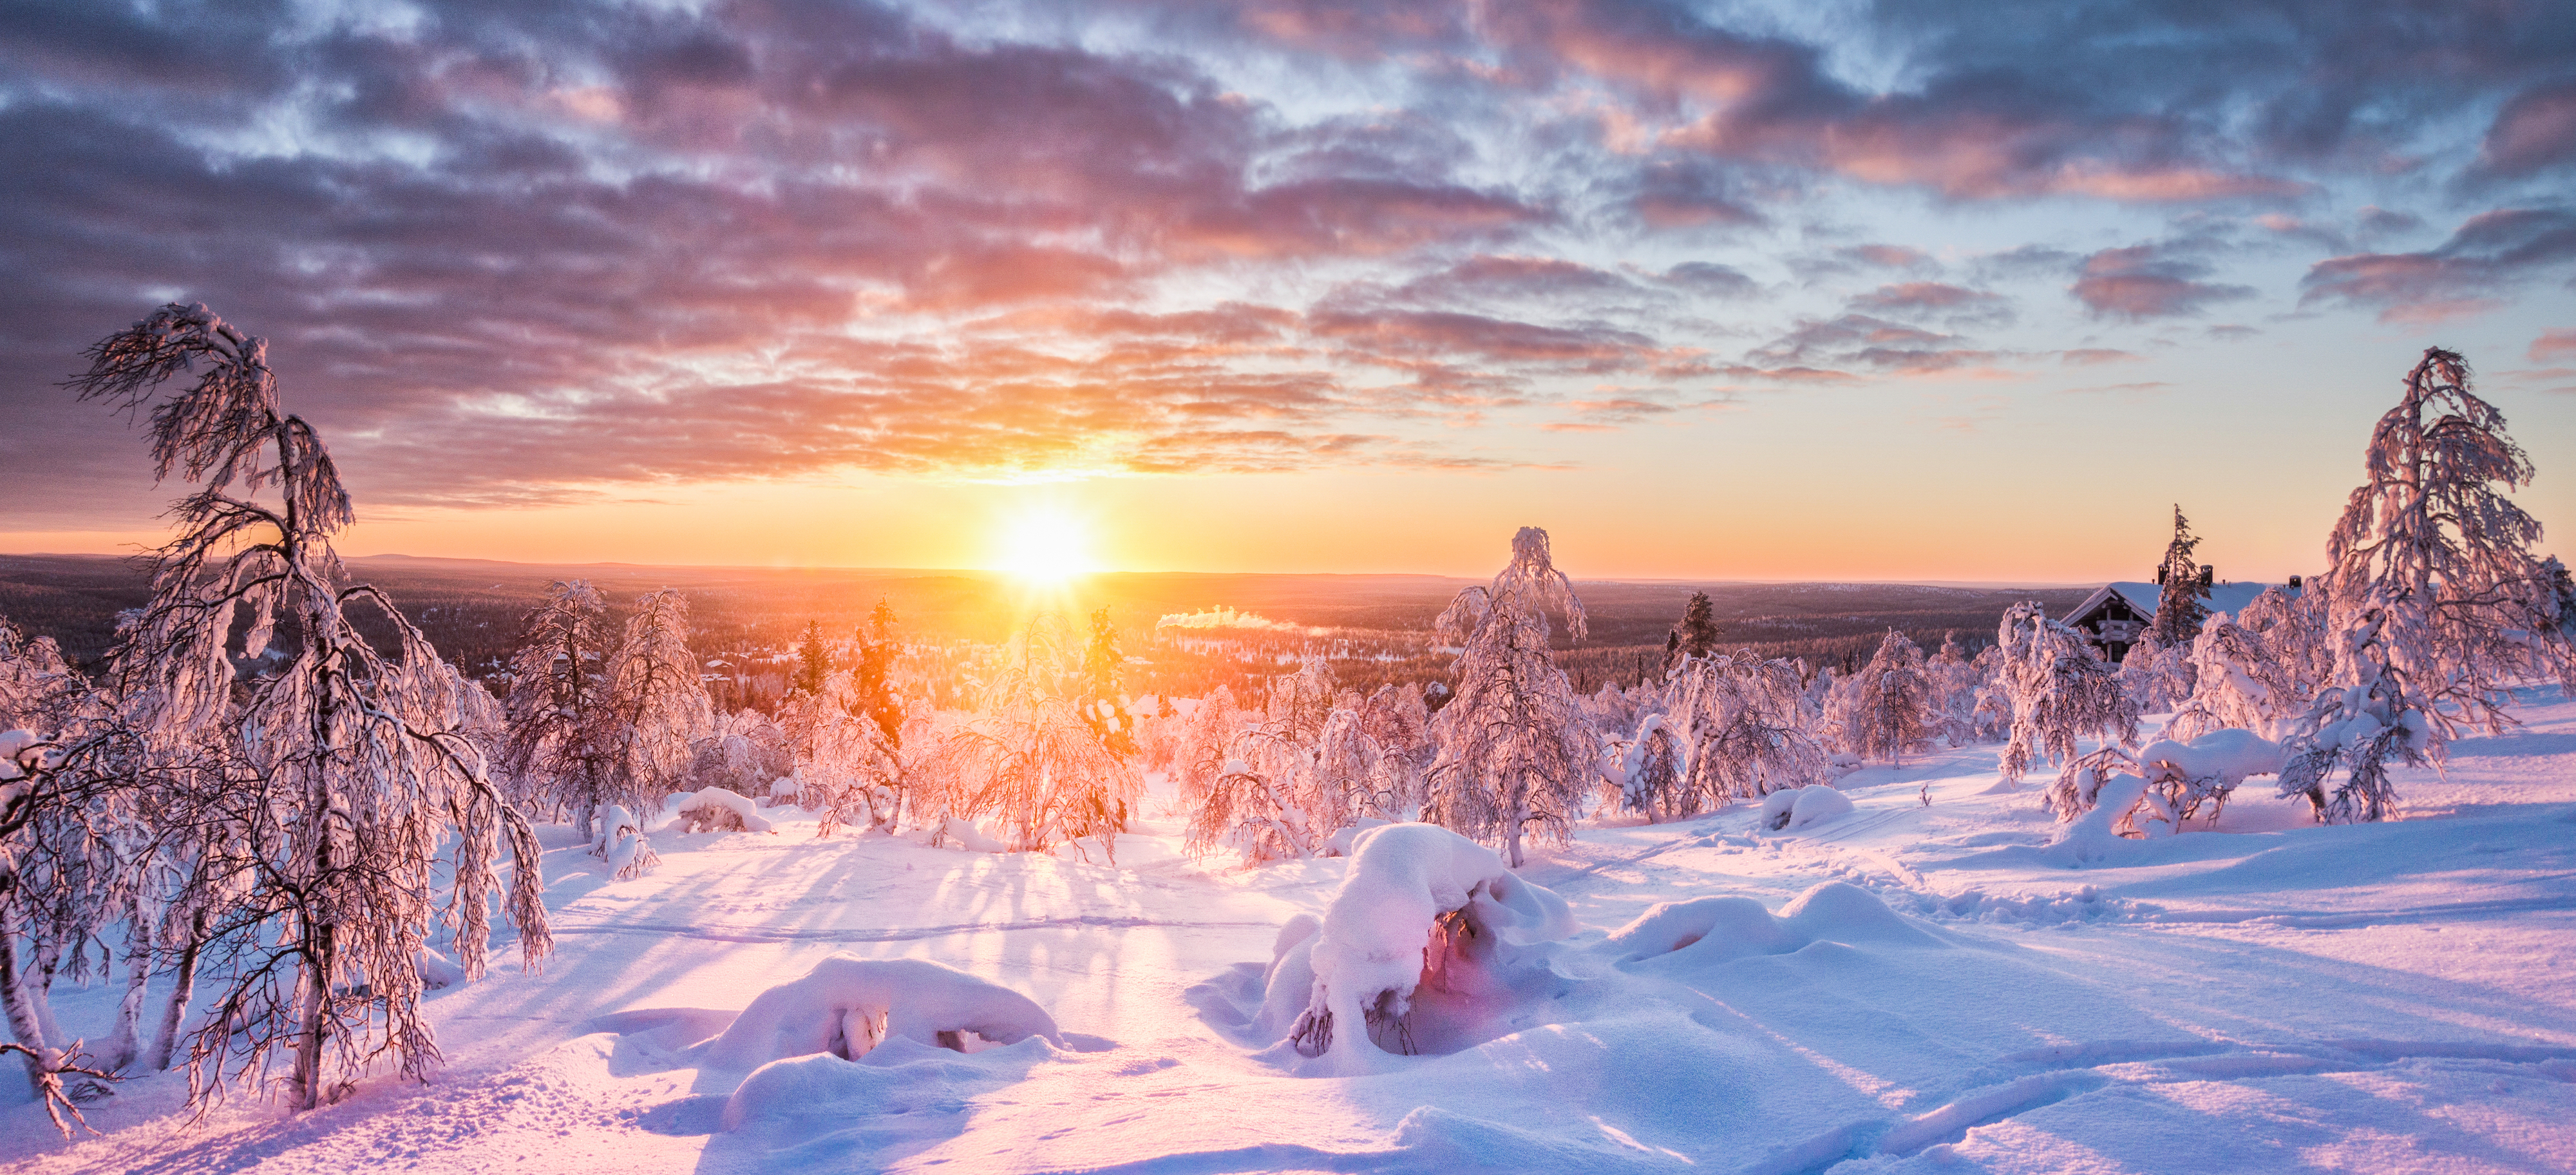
left=8, top=688, right=2574, bottom=1174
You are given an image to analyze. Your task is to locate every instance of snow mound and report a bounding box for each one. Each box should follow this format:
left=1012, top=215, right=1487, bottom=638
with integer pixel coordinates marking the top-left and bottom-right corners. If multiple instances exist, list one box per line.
left=2137, top=727, right=2286, bottom=788
left=1761, top=785, right=1855, bottom=831
left=941, top=816, right=1008, bottom=853
left=669, top=787, right=775, bottom=834
left=1284, top=823, right=1573, bottom=1064
left=700, top=955, right=1061, bottom=1074
left=1597, top=881, right=1941, bottom=968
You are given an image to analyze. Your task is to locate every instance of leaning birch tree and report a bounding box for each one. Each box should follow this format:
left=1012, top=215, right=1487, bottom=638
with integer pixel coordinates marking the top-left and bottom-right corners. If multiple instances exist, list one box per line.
left=71, top=303, right=551, bottom=1111
left=2280, top=347, right=2576, bottom=822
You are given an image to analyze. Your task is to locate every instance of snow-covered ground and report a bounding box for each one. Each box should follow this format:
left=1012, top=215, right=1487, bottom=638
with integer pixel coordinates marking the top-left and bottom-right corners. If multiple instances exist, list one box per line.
left=10, top=686, right=2575, bottom=1174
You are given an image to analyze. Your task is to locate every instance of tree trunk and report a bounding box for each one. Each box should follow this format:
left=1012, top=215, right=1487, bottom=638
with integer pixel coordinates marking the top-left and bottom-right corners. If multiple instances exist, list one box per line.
left=0, top=914, right=61, bottom=1096
left=100, top=922, right=152, bottom=1074
left=146, top=912, right=205, bottom=1073
left=30, top=938, right=68, bottom=1049
left=291, top=919, right=336, bottom=1110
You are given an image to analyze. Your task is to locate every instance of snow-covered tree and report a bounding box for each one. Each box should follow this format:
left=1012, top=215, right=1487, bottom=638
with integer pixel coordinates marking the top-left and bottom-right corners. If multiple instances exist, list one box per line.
left=607, top=588, right=713, bottom=803
left=1424, top=528, right=1594, bottom=868
left=0, top=615, right=149, bottom=1121
left=1848, top=629, right=1936, bottom=766
left=2148, top=504, right=2208, bottom=647
left=498, top=580, right=612, bottom=828
left=1186, top=663, right=1412, bottom=863
left=71, top=303, right=549, bottom=1111
left=1994, top=602, right=2140, bottom=783
left=792, top=620, right=830, bottom=698
left=1926, top=633, right=1985, bottom=745
left=503, top=586, right=710, bottom=844
left=2117, top=633, right=2197, bottom=714
left=2278, top=347, right=2576, bottom=822
left=933, top=613, right=1140, bottom=859
left=1665, top=652, right=1828, bottom=806
left=2166, top=591, right=2319, bottom=743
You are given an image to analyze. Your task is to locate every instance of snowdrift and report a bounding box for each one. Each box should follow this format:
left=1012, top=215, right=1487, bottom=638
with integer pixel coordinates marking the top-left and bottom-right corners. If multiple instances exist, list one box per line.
left=701, top=955, right=1062, bottom=1072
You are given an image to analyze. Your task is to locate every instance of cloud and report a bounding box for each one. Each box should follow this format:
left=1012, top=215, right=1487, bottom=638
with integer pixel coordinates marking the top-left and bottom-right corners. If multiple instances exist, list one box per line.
left=1848, top=282, right=2014, bottom=326
left=1654, top=261, right=1760, bottom=298
left=2072, top=243, right=2257, bottom=320
left=2059, top=349, right=2141, bottom=365
left=2473, top=81, right=2576, bottom=180
left=2299, top=207, right=2576, bottom=324
left=2532, top=328, right=2576, bottom=363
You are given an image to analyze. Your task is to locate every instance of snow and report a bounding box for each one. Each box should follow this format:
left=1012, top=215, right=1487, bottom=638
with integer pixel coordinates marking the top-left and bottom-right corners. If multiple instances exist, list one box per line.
left=8, top=685, right=2576, bottom=1174
left=665, top=787, right=775, bottom=834
left=1763, top=783, right=1857, bottom=830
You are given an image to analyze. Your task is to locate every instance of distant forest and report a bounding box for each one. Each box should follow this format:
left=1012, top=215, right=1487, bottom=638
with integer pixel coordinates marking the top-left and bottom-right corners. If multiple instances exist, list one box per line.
left=0, top=552, right=2092, bottom=707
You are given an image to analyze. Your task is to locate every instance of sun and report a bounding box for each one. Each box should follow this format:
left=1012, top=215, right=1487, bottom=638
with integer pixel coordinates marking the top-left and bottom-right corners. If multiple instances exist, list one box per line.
left=995, top=506, right=1099, bottom=586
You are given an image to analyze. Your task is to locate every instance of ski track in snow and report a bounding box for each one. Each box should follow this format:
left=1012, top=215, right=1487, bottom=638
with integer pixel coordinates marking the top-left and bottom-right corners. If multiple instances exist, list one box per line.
left=8, top=689, right=2576, bottom=1174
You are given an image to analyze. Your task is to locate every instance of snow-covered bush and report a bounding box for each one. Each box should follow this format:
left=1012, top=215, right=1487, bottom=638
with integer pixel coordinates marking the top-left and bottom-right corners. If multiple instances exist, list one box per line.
left=671, top=787, right=776, bottom=834
left=1282, top=823, right=1573, bottom=1064
left=1994, top=602, right=2140, bottom=784
left=2044, top=728, right=2284, bottom=834
left=591, top=804, right=658, bottom=879
left=1424, top=528, right=1596, bottom=868
left=1607, top=711, right=1691, bottom=823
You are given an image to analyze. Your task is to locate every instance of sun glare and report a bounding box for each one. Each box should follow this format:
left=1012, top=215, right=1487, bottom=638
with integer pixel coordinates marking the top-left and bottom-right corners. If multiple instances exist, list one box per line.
left=996, top=507, right=1098, bottom=585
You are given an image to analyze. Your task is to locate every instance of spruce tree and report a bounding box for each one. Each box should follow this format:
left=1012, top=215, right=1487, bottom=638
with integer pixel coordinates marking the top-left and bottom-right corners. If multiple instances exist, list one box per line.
left=2148, top=505, right=2208, bottom=647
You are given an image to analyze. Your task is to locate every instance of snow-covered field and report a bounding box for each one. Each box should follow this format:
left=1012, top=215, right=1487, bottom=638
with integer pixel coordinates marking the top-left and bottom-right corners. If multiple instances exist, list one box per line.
left=10, top=688, right=2575, bottom=1174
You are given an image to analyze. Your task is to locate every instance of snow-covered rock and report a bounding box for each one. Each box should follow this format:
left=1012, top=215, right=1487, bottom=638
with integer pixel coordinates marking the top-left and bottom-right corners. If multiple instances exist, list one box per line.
left=703, top=955, right=1061, bottom=1075
left=1761, top=785, right=1855, bottom=831
left=1287, top=823, right=1573, bottom=1065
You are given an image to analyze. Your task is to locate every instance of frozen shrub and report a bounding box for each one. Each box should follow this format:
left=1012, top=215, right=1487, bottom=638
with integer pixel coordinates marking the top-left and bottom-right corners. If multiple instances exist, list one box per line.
left=1285, top=823, right=1573, bottom=1064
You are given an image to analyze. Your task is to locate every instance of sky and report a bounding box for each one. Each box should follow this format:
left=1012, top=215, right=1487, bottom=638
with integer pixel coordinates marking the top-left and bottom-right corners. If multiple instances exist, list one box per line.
left=1, top=0, right=2572, bottom=582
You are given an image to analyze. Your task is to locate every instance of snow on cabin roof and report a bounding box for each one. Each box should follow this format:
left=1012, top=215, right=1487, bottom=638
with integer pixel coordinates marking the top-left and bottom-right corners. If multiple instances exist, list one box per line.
left=2069, top=580, right=2295, bottom=626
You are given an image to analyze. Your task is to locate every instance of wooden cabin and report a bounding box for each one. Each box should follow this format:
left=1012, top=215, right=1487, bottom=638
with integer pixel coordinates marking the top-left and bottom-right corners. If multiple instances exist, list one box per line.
left=2064, top=571, right=2300, bottom=662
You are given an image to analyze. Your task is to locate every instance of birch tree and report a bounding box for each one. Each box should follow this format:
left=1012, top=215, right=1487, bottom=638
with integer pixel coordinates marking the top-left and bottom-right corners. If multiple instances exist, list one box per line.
left=2279, top=347, right=2575, bottom=822
left=70, top=303, right=549, bottom=1111
left=1424, top=528, right=1593, bottom=868
left=1995, top=602, right=2140, bottom=784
